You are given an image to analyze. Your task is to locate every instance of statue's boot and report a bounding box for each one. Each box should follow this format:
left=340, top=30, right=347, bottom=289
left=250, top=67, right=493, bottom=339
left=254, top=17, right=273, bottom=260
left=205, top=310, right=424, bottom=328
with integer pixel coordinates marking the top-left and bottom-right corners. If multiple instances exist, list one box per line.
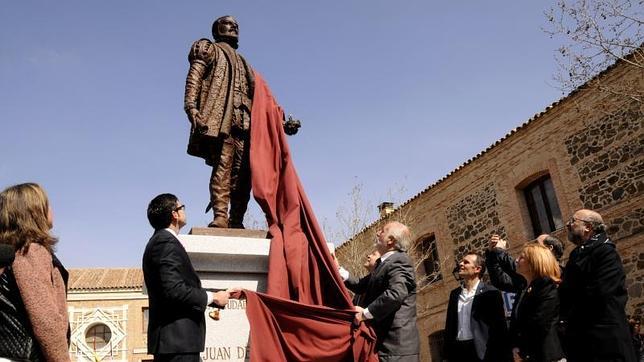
left=208, top=213, right=228, bottom=228
left=207, top=194, right=229, bottom=228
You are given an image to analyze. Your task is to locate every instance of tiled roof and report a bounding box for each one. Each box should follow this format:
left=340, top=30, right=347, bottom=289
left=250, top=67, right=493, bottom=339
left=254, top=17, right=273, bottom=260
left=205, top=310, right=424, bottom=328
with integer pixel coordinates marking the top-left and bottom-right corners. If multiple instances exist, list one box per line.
left=68, top=268, right=143, bottom=291
left=337, top=45, right=642, bottom=251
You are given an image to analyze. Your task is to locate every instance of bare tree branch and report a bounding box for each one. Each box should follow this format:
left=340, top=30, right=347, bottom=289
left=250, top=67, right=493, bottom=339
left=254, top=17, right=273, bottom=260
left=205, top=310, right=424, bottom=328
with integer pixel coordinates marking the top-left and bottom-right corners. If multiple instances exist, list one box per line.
left=544, top=0, right=643, bottom=102
left=333, top=180, right=452, bottom=291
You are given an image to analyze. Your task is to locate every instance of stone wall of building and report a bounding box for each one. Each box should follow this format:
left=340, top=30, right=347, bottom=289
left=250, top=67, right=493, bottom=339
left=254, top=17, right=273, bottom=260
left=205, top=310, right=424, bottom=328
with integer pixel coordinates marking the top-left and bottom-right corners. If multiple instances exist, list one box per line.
left=565, top=99, right=643, bottom=210
left=336, top=61, right=643, bottom=361
left=445, top=183, right=507, bottom=260
left=623, top=250, right=644, bottom=316
left=607, top=207, right=644, bottom=242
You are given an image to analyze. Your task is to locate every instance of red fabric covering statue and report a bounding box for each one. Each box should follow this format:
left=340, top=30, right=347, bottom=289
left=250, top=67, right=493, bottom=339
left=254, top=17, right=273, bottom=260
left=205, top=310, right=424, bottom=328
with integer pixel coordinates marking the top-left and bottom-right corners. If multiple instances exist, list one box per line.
left=239, top=72, right=378, bottom=361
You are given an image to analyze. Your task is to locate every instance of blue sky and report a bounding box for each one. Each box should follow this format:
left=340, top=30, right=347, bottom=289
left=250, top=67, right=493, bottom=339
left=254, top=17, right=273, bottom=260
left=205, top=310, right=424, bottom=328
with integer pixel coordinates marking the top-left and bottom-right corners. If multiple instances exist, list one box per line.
left=1, top=1, right=567, bottom=267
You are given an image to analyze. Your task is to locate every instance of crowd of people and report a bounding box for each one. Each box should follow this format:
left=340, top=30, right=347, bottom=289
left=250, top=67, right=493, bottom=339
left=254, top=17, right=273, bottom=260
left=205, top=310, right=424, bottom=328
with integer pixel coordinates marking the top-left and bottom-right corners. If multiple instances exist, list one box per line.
left=332, top=211, right=641, bottom=362
left=439, top=209, right=640, bottom=362
left=0, top=182, right=642, bottom=362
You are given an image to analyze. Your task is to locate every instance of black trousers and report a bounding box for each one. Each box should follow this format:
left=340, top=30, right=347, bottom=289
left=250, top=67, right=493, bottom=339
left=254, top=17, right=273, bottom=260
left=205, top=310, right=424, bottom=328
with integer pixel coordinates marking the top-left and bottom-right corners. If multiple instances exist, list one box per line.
left=451, top=340, right=481, bottom=362
left=154, top=353, right=200, bottom=362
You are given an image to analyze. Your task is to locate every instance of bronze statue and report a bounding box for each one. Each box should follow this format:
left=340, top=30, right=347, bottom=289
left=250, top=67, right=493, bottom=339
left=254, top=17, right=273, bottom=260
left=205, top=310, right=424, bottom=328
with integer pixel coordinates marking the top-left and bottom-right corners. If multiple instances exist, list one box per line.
left=184, top=15, right=254, bottom=228
left=184, top=16, right=300, bottom=229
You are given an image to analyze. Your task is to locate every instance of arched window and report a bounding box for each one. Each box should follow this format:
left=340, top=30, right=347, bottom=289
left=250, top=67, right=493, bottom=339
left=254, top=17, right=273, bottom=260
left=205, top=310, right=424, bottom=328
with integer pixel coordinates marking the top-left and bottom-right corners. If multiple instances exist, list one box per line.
left=85, top=323, right=112, bottom=351
left=523, top=175, right=564, bottom=237
left=414, top=234, right=442, bottom=286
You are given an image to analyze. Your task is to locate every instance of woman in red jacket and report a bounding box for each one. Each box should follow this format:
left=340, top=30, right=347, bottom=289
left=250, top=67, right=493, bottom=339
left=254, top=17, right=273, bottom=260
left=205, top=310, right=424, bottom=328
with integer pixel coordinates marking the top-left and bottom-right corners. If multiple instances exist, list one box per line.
left=0, top=183, right=70, bottom=362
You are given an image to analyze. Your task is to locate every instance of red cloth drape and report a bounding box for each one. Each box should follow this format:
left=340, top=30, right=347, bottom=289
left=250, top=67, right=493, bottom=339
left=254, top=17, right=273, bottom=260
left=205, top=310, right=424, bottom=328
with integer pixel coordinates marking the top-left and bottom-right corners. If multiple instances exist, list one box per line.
left=244, top=72, right=377, bottom=361
left=241, top=291, right=378, bottom=362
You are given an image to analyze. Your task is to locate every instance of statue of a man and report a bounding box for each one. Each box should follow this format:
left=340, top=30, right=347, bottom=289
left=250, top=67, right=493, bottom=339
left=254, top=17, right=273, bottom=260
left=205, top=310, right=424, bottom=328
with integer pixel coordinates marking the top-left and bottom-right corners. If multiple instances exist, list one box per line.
left=183, top=16, right=254, bottom=228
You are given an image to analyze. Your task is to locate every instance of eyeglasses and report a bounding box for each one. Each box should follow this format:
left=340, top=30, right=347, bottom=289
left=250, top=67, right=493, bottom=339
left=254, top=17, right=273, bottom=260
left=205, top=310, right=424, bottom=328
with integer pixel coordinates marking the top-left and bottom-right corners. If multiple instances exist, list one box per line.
left=566, top=216, right=592, bottom=225
left=175, top=204, right=186, bottom=212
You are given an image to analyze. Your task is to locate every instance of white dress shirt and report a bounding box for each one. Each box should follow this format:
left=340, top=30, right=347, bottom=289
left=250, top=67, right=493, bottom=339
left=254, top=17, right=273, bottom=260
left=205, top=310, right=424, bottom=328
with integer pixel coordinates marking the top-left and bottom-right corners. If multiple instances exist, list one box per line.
left=456, top=279, right=480, bottom=341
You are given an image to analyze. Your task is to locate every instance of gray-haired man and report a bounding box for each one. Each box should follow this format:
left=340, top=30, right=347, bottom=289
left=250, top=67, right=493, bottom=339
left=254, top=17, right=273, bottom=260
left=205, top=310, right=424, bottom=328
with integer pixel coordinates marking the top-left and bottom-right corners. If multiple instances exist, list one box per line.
left=342, top=221, right=420, bottom=361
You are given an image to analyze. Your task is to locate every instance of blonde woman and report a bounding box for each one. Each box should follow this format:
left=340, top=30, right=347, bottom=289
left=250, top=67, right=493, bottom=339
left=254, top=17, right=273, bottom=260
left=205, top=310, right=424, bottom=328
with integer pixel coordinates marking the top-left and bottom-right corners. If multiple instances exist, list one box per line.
left=511, top=243, right=565, bottom=362
left=0, top=183, right=70, bottom=361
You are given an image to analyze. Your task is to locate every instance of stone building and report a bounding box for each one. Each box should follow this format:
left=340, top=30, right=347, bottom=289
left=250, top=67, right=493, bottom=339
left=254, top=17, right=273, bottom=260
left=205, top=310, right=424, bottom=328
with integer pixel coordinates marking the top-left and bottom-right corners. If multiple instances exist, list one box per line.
left=335, top=55, right=643, bottom=361
left=67, top=268, right=151, bottom=362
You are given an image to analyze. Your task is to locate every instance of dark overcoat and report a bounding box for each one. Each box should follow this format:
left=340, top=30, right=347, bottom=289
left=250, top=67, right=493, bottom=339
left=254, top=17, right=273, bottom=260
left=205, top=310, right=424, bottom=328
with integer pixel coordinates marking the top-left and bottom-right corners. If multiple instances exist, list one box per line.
left=511, top=277, right=565, bottom=362
left=559, top=232, right=636, bottom=362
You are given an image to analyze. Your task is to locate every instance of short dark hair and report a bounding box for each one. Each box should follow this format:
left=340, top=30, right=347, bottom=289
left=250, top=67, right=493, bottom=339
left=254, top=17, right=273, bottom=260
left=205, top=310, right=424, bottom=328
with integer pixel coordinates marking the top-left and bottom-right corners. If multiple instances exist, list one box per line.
left=147, top=193, right=178, bottom=230
left=542, top=235, right=564, bottom=261
left=466, top=251, right=486, bottom=277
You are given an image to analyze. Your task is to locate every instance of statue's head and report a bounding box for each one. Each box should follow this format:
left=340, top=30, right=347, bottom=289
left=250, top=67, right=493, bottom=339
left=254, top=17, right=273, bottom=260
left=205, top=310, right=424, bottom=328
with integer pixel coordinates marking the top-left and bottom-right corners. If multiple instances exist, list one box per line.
left=212, top=16, right=239, bottom=48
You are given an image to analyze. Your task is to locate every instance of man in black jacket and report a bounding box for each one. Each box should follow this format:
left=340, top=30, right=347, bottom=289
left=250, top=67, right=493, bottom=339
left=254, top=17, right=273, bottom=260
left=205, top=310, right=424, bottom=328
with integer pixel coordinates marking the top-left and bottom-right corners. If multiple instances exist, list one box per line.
left=559, top=209, right=636, bottom=362
left=485, top=234, right=564, bottom=293
left=143, top=193, right=230, bottom=361
left=343, top=221, right=420, bottom=361
left=443, top=252, right=509, bottom=362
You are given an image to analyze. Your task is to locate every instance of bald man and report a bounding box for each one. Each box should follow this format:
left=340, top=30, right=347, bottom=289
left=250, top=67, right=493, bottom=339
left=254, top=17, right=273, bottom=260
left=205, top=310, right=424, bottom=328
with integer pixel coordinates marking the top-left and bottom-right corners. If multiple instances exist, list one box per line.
left=559, top=209, right=636, bottom=361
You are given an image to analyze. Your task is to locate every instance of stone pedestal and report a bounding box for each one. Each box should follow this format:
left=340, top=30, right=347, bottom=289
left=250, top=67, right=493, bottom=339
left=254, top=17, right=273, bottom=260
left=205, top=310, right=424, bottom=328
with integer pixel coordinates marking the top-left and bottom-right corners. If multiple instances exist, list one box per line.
left=178, top=227, right=270, bottom=361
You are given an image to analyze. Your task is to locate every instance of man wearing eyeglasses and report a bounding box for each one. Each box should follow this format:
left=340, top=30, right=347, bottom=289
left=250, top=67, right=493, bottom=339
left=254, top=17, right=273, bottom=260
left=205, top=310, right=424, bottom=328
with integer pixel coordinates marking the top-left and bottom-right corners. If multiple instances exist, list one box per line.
left=143, top=194, right=232, bottom=361
left=559, top=209, right=636, bottom=362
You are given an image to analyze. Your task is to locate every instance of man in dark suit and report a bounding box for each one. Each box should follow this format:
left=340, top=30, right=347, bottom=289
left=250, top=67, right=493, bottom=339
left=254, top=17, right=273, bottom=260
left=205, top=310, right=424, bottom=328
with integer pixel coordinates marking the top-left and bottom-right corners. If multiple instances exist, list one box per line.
left=443, top=252, right=509, bottom=362
left=343, top=221, right=420, bottom=361
left=560, top=209, right=636, bottom=362
left=143, top=193, right=230, bottom=361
